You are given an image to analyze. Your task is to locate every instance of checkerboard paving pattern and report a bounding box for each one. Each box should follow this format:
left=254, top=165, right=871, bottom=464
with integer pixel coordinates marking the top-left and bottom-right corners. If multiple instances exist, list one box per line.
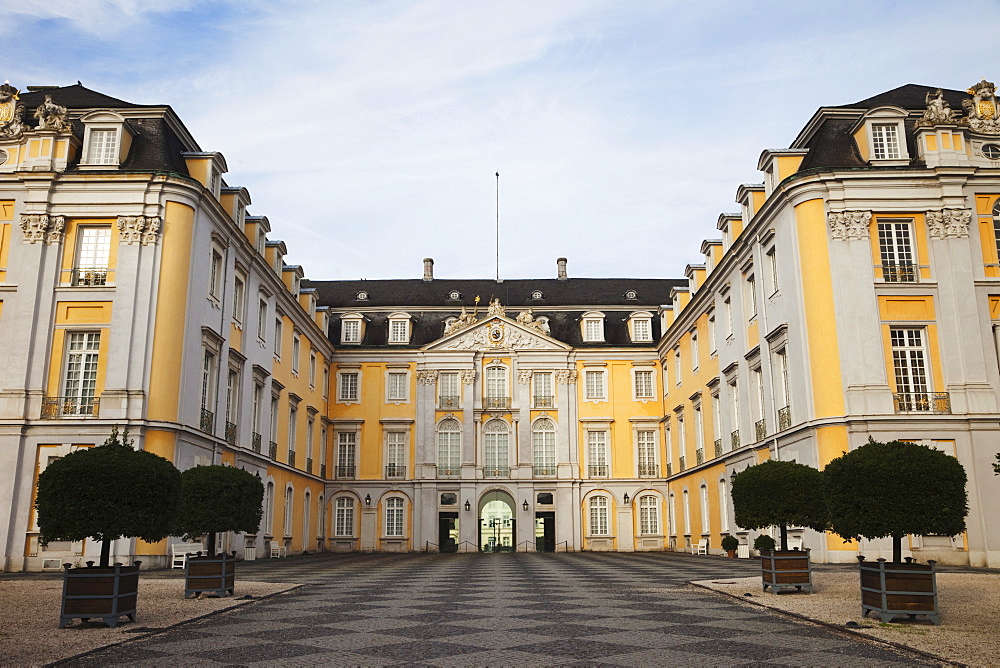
left=65, top=552, right=933, bottom=666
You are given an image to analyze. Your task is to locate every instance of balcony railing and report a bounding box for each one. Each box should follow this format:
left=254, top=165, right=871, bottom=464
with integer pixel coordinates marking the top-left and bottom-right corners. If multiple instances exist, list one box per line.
left=385, top=464, right=406, bottom=479
left=637, top=463, right=659, bottom=477
left=533, top=395, right=554, bottom=408
left=533, top=465, right=557, bottom=476
left=320, top=463, right=327, bottom=478
left=484, top=396, right=511, bottom=410
left=678, top=456, right=686, bottom=472
left=714, top=439, right=723, bottom=458
left=731, top=430, right=740, bottom=450
left=588, top=464, right=608, bottom=478
left=71, top=267, right=108, bottom=286
left=665, top=462, right=673, bottom=476
left=484, top=466, right=510, bottom=478
left=225, top=421, right=237, bottom=445
left=893, top=392, right=951, bottom=414
left=200, top=408, right=215, bottom=434
left=336, top=465, right=356, bottom=479
left=268, top=440, right=278, bottom=459
left=41, top=396, right=99, bottom=418
left=778, top=405, right=791, bottom=430
left=696, top=449, right=704, bottom=466
left=287, top=449, right=296, bottom=467
left=436, top=466, right=461, bottom=477
left=252, top=432, right=262, bottom=453
left=439, top=395, right=460, bottom=409
left=755, top=419, right=767, bottom=441
left=306, top=457, right=313, bottom=473
left=880, top=261, right=917, bottom=283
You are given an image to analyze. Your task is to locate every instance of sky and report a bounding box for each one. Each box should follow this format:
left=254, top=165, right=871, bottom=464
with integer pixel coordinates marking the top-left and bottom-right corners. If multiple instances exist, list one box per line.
left=2, top=0, right=999, bottom=282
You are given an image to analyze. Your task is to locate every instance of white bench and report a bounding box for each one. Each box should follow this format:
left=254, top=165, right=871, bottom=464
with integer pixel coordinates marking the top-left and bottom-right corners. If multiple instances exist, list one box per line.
left=171, top=543, right=204, bottom=569
left=693, top=538, right=709, bottom=555
left=269, top=542, right=287, bottom=558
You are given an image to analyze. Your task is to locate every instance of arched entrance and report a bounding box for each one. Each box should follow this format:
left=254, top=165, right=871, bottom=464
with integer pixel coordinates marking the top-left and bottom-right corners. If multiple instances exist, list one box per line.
left=479, top=489, right=515, bottom=552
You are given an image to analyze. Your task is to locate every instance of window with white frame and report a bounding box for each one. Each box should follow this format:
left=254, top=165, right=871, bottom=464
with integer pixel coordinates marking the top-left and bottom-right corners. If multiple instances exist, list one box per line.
left=200, top=348, right=217, bottom=427
left=308, top=352, right=317, bottom=388
left=386, top=431, right=406, bottom=477
left=341, top=315, right=363, bottom=344
left=711, top=392, right=721, bottom=452
left=674, top=348, right=681, bottom=383
left=708, top=312, right=717, bottom=354
left=338, top=371, right=359, bottom=402
left=388, top=313, right=411, bottom=344
left=233, top=275, right=245, bottom=324
left=718, top=479, right=730, bottom=532
left=690, top=332, right=699, bottom=371
left=774, top=348, right=790, bottom=421
left=532, top=418, right=556, bottom=475
left=877, top=220, right=917, bottom=282
left=729, top=377, right=740, bottom=446
left=682, top=489, right=691, bottom=535
left=694, top=403, right=704, bottom=458
left=677, top=411, right=686, bottom=460
left=634, top=369, right=654, bottom=399
left=323, top=365, right=330, bottom=399
left=225, top=368, right=239, bottom=431
left=584, top=369, right=606, bottom=400
left=533, top=372, right=553, bottom=408
left=274, top=317, right=283, bottom=357
left=589, top=496, right=609, bottom=535
left=61, top=331, right=101, bottom=416
left=439, top=372, right=459, bottom=408
left=483, top=420, right=509, bottom=475
left=337, top=431, right=357, bottom=478
left=306, top=417, right=314, bottom=466
left=485, top=366, right=508, bottom=408
left=264, top=481, right=274, bottom=534
left=387, top=371, right=408, bottom=402
left=890, top=327, right=931, bottom=410
left=335, top=497, right=355, bottom=536
left=871, top=123, right=901, bottom=160
left=209, top=247, right=223, bottom=300
left=582, top=312, right=605, bottom=342
left=637, top=429, right=657, bottom=476
left=723, top=296, right=733, bottom=337
left=257, top=297, right=268, bottom=341
left=639, top=495, right=659, bottom=535
left=283, top=486, right=293, bottom=536
left=587, top=430, right=609, bottom=477
left=385, top=497, right=404, bottom=536
left=700, top=484, right=710, bottom=534
left=287, top=402, right=297, bottom=461
left=766, top=247, right=778, bottom=295
left=85, top=128, right=119, bottom=165
left=436, top=418, right=461, bottom=473
left=752, top=366, right=766, bottom=438
left=668, top=493, right=677, bottom=536
left=252, top=382, right=263, bottom=437
left=745, top=272, right=757, bottom=319
left=291, top=334, right=300, bottom=374
left=73, top=226, right=111, bottom=285
left=630, top=313, right=653, bottom=342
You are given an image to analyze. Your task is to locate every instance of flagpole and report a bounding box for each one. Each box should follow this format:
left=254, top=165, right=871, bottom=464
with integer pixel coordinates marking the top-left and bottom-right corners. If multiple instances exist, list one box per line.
left=495, top=171, right=500, bottom=282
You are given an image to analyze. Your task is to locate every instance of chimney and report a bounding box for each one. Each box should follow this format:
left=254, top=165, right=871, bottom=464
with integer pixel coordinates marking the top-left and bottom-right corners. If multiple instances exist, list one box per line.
left=556, top=257, right=568, bottom=281
left=422, top=257, right=434, bottom=281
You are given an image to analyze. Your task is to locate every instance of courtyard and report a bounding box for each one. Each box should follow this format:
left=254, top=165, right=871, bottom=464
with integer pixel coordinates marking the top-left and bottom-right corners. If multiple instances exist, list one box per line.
left=37, top=551, right=940, bottom=666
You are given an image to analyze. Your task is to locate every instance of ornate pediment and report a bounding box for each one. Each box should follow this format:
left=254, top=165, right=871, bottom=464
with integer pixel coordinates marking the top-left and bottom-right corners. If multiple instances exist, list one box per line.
left=425, top=315, right=570, bottom=352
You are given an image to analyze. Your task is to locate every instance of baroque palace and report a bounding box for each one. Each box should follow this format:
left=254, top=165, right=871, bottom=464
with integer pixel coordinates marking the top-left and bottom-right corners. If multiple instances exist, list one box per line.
left=1, top=79, right=999, bottom=571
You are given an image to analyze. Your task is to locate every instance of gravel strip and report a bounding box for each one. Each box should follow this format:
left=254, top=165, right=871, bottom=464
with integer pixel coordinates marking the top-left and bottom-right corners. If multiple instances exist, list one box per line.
left=694, top=571, right=1000, bottom=667
left=0, top=578, right=296, bottom=666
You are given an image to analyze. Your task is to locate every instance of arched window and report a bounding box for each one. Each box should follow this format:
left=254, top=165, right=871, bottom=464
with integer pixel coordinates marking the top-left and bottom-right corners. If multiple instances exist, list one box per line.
left=589, top=496, right=609, bottom=535
left=283, top=486, right=293, bottom=537
left=335, top=496, right=355, bottom=536
left=531, top=418, right=556, bottom=475
left=639, top=495, right=659, bottom=535
left=668, top=493, right=676, bottom=536
left=484, top=420, right=509, bottom=477
left=303, top=490, right=312, bottom=543
left=385, top=497, right=404, bottom=536
left=264, top=481, right=274, bottom=534
left=436, top=418, right=461, bottom=475
left=682, top=489, right=691, bottom=535
left=318, top=495, right=325, bottom=538
left=700, top=484, right=710, bottom=534
left=718, top=479, right=730, bottom=532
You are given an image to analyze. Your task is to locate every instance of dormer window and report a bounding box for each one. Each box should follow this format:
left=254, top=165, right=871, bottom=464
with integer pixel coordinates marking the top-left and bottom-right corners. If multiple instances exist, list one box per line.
left=581, top=311, right=605, bottom=342
left=80, top=111, right=132, bottom=169
left=854, top=106, right=909, bottom=166
left=531, top=290, right=544, bottom=300
left=356, top=291, right=368, bottom=301
left=871, top=123, right=900, bottom=160
left=388, top=313, right=412, bottom=344
left=87, top=129, right=118, bottom=164
left=341, top=313, right=364, bottom=345
left=625, top=290, right=637, bottom=300
left=628, top=312, right=654, bottom=342
left=448, top=290, right=461, bottom=300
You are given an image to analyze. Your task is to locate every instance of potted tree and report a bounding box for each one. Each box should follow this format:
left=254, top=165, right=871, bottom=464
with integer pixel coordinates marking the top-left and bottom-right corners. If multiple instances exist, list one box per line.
left=721, top=534, right=739, bottom=558
left=731, top=460, right=828, bottom=594
left=753, top=534, right=776, bottom=554
left=35, top=427, right=181, bottom=627
left=176, top=465, right=264, bottom=598
left=825, top=438, right=967, bottom=625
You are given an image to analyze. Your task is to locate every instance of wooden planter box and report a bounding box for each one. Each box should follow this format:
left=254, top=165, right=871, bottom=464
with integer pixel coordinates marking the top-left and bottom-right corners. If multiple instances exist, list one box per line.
left=60, top=561, right=141, bottom=628
left=761, top=549, right=812, bottom=593
left=184, top=551, right=236, bottom=599
left=858, top=557, right=940, bottom=625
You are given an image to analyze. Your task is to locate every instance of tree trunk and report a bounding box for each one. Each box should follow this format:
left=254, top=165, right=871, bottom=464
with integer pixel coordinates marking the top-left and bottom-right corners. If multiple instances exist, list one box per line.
left=779, top=524, right=788, bottom=551
left=207, top=532, right=217, bottom=557
left=100, top=537, right=111, bottom=568
left=892, top=534, right=903, bottom=563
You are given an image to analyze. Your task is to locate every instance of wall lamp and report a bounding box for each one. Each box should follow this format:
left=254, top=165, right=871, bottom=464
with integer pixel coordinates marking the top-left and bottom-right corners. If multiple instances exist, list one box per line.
left=623, top=493, right=630, bottom=505
left=364, top=493, right=371, bottom=506
left=464, top=500, right=471, bottom=512
left=522, top=499, right=529, bottom=511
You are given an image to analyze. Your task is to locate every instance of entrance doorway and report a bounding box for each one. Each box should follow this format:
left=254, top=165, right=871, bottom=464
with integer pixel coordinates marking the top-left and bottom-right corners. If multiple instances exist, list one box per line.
left=535, top=511, right=555, bottom=552
left=479, top=490, right=515, bottom=552
left=438, top=512, right=459, bottom=553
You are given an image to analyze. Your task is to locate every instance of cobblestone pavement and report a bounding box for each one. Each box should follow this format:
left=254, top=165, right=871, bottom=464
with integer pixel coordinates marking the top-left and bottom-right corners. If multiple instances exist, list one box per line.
left=63, top=552, right=934, bottom=666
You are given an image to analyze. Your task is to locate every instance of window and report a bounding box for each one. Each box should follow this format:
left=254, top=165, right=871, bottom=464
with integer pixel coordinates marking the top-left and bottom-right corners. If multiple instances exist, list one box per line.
left=992, top=200, right=1000, bottom=262
left=73, top=226, right=111, bottom=286
left=533, top=372, right=553, bottom=408
left=639, top=495, right=659, bottom=535
left=437, top=418, right=461, bottom=474
left=233, top=276, right=245, bottom=324
left=682, top=489, right=691, bottom=535
left=338, top=371, right=359, bottom=402
left=283, top=486, right=293, bottom=536
left=335, top=497, right=355, bottom=536
left=323, top=366, right=330, bottom=399
left=694, top=403, right=704, bottom=458
left=766, top=248, right=778, bottom=295
left=274, top=317, right=283, bottom=357
left=891, top=328, right=931, bottom=410
left=485, top=366, right=508, bottom=408
left=387, top=371, right=408, bottom=402
left=388, top=314, right=411, bottom=344
left=700, top=484, right=710, bottom=534
left=582, top=312, right=605, bottom=342
left=745, top=273, right=757, bottom=319
left=589, top=496, right=609, bottom=535
left=287, top=402, right=297, bottom=462
left=337, top=432, right=357, bottom=478
left=341, top=315, right=362, bottom=344
left=200, top=349, right=217, bottom=430
left=264, top=482, right=274, bottom=534
left=584, top=369, right=606, bottom=400
left=729, top=377, right=740, bottom=448
left=637, top=430, right=657, bottom=476
left=291, top=334, right=300, bottom=374
left=386, top=431, right=406, bottom=478
left=61, top=332, right=101, bottom=416
left=674, top=349, right=681, bottom=383
left=587, top=431, right=608, bottom=477
left=439, top=372, right=459, bottom=408
left=484, top=420, right=509, bottom=476
left=668, top=493, right=676, bottom=536
left=753, top=367, right=766, bottom=439
left=723, top=296, right=733, bottom=337
left=532, top=418, right=556, bottom=475
left=306, top=417, right=314, bottom=466
left=878, top=220, right=916, bottom=282
left=85, top=128, right=118, bottom=164
left=309, top=352, right=317, bottom=388
left=628, top=312, right=653, bottom=342
left=690, top=333, right=699, bottom=371
left=871, top=123, right=901, bottom=160
left=634, top=369, right=654, bottom=399
left=225, top=369, right=239, bottom=435
left=209, top=248, right=223, bottom=299
left=708, top=313, right=717, bottom=354
left=385, top=497, right=404, bottom=537
left=256, top=298, right=268, bottom=341
left=719, top=479, right=730, bottom=532
left=774, top=348, right=790, bottom=427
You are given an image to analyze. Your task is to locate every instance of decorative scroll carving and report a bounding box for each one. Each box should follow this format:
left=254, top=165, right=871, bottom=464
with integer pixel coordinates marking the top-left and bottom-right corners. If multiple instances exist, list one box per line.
left=555, top=370, right=578, bottom=384
left=460, top=369, right=476, bottom=385
left=444, top=323, right=551, bottom=351
left=918, top=89, right=956, bottom=126
left=33, top=94, right=71, bottom=133
left=926, top=208, right=971, bottom=239
left=45, top=215, right=65, bottom=244
left=517, top=370, right=533, bottom=385
left=20, top=214, right=52, bottom=243
left=962, top=79, right=1000, bottom=135
left=416, top=370, right=439, bottom=385
left=141, top=216, right=161, bottom=245
left=827, top=210, right=871, bottom=240
left=117, top=215, right=145, bottom=244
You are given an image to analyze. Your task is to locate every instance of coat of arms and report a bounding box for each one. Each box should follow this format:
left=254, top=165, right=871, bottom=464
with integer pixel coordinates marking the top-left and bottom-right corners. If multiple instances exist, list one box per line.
left=962, top=79, right=1000, bottom=134
left=0, top=81, right=25, bottom=140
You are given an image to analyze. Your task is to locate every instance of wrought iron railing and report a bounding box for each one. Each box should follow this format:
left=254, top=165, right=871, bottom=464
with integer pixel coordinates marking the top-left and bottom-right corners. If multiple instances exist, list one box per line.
left=439, top=395, right=460, bottom=409
left=225, top=421, right=237, bottom=445
left=71, top=267, right=108, bottom=286
left=755, top=419, right=767, bottom=441
left=41, top=396, right=99, bottom=418
left=200, top=408, right=215, bottom=433
left=532, top=465, right=557, bottom=476
left=252, top=432, right=262, bottom=453
left=731, top=430, right=740, bottom=450
left=588, top=464, right=608, bottom=478
left=696, top=449, right=704, bottom=465
left=637, top=463, right=659, bottom=477
left=306, top=457, right=313, bottom=473
left=714, top=438, right=723, bottom=458
left=386, top=464, right=406, bottom=479
left=778, top=405, right=791, bottom=430
left=336, top=465, right=356, bottom=479
left=320, top=463, right=327, bottom=478
left=484, top=466, right=510, bottom=478
left=880, top=261, right=917, bottom=283
left=893, top=392, right=951, bottom=414
left=484, top=396, right=511, bottom=410
left=665, top=462, right=673, bottom=476
left=287, top=449, right=296, bottom=467
left=678, top=456, right=686, bottom=472
left=533, top=395, right=554, bottom=408
left=437, top=466, right=461, bottom=477
left=268, top=440, right=278, bottom=459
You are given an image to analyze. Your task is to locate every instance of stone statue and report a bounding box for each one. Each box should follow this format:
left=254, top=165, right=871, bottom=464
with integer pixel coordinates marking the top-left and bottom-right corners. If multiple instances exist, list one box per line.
left=444, top=306, right=477, bottom=336
left=487, top=298, right=505, bottom=317
left=34, top=95, right=70, bottom=133
left=515, top=308, right=534, bottom=325
left=921, top=89, right=955, bottom=125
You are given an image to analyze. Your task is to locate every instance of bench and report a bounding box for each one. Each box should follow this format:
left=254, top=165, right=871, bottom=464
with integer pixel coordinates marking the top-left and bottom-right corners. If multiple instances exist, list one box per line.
left=693, top=538, right=709, bottom=555
left=171, top=543, right=204, bottom=569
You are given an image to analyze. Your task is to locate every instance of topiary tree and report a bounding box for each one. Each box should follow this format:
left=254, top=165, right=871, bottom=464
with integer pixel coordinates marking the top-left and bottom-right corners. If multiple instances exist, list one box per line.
left=35, top=426, right=181, bottom=568
left=825, top=438, right=968, bottom=564
left=176, top=465, right=264, bottom=557
left=731, top=459, right=829, bottom=551
left=753, top=534, right=776, bottom=552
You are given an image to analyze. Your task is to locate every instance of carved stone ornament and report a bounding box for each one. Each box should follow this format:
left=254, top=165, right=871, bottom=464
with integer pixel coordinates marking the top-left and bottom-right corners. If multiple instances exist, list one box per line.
left=827, top=210, right=872, bottom=240
left=141, top=216, right=161, bottom=245
left=918, top=89, right=956, bottom=126
left=554, top=370, right=578, bottom=384
left=20, top=213, right=65, bottom=244
left=460, top=369, right=477, bottom=385
left=444, top=306, right=478, bottom=336
left=33, top=94, right=71, bottom=133
left=117, top=215, right=145, bottom=244
left=444, top=318, right=554, bottom=351
left=962, top=79, right=1000, bottom=134
left=517, top=370, right=533, bottom=385
left=45, top=215, right=65, bottom=244
left=486, top=298, right=506, bottom=317
left=0, top=82, right=26, bottom=140
left=416, top=370, right=439, bottom=385
left=926, top=208, right=971, bottom=239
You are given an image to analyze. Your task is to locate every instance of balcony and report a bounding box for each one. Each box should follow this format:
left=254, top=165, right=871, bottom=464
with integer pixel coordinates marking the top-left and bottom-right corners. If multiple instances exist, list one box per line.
left=588, top=464, right=608, bottom=478
left=385, top=464, right=406, bottom=479
left=438, top=395, right=460, bottom=409
left=41, top=396, right=99, bottom=418
left=200, top=408, right=215, bottom=434
left=696, top=449, right=704, bottom=466
left=306, top=457, right=313, bottom=474
left=436, top=466, right=461, bottom=477
left=637, top=463, right=659, bottom=477
left=731, top=430, right=740, bottom=450
left=225, top=421, right=237, bottom=445
left=287, top=449, right=296, bottom=467
left=778, top=405, right=791, bottom=430
left=252, top=432, right=262, bottom=453
left=71, top=267, right=108, bottom=286
left=678, top=456, right=686, bottom=472
left=665, top=462, right=673, bottom=476
left=533, top=464, right=557, bottom=476
left=755, top=419, right=767, bottom=442
left=880, top=261, right=917, bottom=283
left=484, top=466, right=510, bottom=478
left=336, top=465, right=356, bottom=479
left=320, top=463, right=327, bottom=478
left=893, top=392, right=951, bottom=414
left=533, top=395, right=554, bottom=408
left=268, top=440, right=278, bottom=459
left=714, top=438, right=723, bottom=458
left=484, top=396, right=511, bottom=410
